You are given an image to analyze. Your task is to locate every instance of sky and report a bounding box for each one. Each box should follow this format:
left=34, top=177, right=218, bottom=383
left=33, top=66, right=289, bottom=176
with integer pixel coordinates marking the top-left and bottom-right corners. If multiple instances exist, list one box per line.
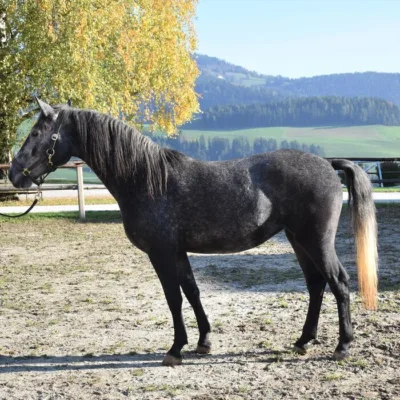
left=195, top=0, right=400, bottom=78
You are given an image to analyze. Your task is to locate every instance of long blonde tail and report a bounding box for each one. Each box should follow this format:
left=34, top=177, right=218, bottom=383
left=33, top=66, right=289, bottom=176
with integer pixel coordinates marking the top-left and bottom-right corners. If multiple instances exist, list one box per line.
left=331, top=160, right=378, bottom=310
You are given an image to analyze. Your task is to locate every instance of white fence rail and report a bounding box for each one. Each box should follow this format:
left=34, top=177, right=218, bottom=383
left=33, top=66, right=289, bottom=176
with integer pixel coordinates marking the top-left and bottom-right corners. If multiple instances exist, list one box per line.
left=0, top=162, right=106, bottom=219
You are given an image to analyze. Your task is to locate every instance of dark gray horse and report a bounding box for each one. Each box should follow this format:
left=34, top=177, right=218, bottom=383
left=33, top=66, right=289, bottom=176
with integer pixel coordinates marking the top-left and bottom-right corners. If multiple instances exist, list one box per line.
left=9, top=99, right=378, bottom=366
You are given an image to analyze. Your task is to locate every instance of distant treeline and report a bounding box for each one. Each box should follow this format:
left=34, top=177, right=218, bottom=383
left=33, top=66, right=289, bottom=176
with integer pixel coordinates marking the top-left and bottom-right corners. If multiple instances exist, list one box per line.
left=186, top=96, right=400, bottom=130
left=147, top=133, right=325, bottom=160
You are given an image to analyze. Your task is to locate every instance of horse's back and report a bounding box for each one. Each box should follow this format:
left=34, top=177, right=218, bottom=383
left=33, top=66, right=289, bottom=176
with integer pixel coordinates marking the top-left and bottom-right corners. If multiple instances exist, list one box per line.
left=178, top=149, right=342, bottom=206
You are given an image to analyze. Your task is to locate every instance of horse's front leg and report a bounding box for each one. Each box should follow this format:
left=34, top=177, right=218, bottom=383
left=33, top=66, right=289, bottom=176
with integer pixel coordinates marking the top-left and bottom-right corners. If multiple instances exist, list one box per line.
left=148, top=249, right=187, bottom=366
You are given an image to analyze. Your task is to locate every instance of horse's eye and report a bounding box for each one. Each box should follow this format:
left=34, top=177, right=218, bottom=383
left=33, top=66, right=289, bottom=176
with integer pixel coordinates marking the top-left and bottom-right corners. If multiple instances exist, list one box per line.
left=31, top=131, right=39, bottom=137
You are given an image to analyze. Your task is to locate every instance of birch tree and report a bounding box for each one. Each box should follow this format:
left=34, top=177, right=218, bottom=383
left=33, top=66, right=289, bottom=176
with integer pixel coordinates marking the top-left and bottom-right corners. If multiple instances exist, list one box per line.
left=0, top=0, right=199, bottom=169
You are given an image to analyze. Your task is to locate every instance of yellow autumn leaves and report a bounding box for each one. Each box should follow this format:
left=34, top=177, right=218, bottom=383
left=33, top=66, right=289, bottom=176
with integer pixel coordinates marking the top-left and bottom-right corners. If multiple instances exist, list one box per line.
left=1, top=0, right=199, bottom=162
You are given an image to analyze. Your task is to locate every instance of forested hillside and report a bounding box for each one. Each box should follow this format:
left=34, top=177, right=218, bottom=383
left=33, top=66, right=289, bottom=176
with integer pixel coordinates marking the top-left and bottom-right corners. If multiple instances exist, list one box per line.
left=195, top=54, right=400, bottom=110
left=187, top=96, right=400, bottom=130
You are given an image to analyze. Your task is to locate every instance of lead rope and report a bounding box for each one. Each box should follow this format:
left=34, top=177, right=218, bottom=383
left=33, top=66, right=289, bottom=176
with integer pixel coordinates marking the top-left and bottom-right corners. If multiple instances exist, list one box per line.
left=0, top=186, right=42, bottom=218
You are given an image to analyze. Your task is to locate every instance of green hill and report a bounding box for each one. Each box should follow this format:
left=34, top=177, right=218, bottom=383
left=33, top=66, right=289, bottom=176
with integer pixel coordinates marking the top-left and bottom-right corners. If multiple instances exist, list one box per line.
left=180, top=125, right=400, bottom=158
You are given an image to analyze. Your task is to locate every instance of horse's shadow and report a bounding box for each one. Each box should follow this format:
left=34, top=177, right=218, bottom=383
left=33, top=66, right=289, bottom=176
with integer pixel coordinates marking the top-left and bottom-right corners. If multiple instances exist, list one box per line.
left=189, top=252, right=400, bottom=293
left=190, top=252, right=307, bottom=293
left=0, top=350, right=329, bottom=373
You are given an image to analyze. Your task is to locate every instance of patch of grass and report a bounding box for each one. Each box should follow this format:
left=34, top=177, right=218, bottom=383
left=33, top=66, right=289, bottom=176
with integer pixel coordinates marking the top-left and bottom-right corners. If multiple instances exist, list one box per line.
left=105, top=305, right=122, bottom=312
left=257, top=340, right=272, bottom=349
left=349, top=358, right=369, bottom=369
left=187, top=318, right=198, bottom=328
left=238, top=386, right=250, bottom=394
left=154, top=319, right=168, bottom=327
left=323, top=373, right=343, bottom=381
left=0, top=196, right=116, bottom=207
left=378, top=298, right=398, bottom=312
left=278, top=298, right=289, bottom=308
left=40, top=282, right=55, bottom=294
left=213, top=319, right=224, bottom=333
left=0, top=210, right=122, bottom=223
left=0, top=277, right=8, bottom=288
left=372, top=187, right=400, bottom=192
left=142, top=385, right=158, bottom=392
left=131, top=369, right=144, bottom=377
left=107, top=341, right=125, bottom=353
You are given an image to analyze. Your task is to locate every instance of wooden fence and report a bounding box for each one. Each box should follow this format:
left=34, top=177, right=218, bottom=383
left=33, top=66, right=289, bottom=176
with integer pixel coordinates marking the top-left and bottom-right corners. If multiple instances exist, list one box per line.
left=0, top=161, right=101, bottom=219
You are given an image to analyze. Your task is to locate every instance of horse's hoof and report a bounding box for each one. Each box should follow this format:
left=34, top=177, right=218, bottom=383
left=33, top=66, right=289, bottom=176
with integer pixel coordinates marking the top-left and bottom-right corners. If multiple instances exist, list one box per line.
left=196, top=344, right=211, bottom=354
left=332, top=350, right=349, bottom=361
left=162, top=354, right=182, bottom=367
left=293, top=345, right=307, bottom=355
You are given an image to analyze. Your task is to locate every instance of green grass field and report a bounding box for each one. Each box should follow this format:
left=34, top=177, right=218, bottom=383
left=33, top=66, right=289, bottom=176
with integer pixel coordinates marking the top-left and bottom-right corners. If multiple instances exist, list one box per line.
left=224, top=72, right=267, bottom=87
left=45, top=168, right=101, bottom=183
left=181, top=125, right=400, bottom=158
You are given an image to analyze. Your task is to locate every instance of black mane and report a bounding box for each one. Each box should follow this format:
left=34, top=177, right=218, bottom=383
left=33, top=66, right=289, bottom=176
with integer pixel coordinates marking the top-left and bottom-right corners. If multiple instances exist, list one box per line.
left=59, top=108, right=178, bottom=196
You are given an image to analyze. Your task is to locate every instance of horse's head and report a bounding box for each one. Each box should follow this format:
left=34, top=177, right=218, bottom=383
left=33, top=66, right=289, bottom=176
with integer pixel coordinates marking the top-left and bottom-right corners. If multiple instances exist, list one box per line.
left=9, top=98, right=74, bottom=188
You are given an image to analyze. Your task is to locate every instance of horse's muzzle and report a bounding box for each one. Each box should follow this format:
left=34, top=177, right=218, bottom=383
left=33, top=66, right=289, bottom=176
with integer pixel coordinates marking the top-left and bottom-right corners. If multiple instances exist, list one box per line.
left=8, top=162, right=34, bottom=189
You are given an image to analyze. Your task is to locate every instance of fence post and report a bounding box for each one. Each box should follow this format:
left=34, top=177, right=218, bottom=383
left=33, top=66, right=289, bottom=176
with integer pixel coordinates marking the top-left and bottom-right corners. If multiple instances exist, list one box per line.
left=376, top=161, right=384, bottom=188
left=76, top=163, right=85, bottom=220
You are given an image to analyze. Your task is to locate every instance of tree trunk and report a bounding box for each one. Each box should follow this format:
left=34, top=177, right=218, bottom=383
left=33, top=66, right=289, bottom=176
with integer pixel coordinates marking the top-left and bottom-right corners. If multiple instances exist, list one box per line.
left=0, top=8, right=15, bottom=200
left=0, top=9, right=8, bottom=179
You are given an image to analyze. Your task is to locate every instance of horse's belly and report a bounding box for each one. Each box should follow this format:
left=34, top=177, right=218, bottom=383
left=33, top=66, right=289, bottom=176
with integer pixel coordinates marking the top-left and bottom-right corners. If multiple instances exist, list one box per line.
left=184, top=220, right=283, bottom=254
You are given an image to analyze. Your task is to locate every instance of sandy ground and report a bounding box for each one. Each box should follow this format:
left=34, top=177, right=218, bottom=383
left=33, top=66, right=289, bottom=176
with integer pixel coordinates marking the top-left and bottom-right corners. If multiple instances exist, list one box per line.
left=0, top=207, right=399, bottom=399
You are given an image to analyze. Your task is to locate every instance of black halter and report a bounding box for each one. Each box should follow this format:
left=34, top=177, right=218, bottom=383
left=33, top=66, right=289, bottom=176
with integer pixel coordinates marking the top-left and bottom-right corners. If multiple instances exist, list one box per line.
left=0, top=130, right=60, bottom=218
left=13, top=132, right=60, bottom=186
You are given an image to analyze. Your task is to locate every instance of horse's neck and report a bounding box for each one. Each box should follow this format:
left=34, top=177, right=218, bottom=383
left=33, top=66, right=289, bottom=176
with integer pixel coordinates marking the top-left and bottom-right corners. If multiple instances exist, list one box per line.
left=74, top=118, right=159, bottom=198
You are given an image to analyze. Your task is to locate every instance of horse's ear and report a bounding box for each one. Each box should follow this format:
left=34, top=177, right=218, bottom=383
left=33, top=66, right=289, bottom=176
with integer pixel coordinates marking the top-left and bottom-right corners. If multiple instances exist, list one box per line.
left=67, top=99, right=72, bottom=107
left=34, top=96, right=56, bottom=119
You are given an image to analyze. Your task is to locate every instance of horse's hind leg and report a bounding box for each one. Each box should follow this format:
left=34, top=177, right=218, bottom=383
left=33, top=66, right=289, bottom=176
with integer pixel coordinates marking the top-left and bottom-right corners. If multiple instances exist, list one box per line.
left=178, top=252, right=212, bottom=354
left=285, top=230, right=326, bottom=354
left=148, top=248, right=188, bottom=366
left=292, top=232, right=354, bottom=360
left=327, top=259, right=354, bottom=360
